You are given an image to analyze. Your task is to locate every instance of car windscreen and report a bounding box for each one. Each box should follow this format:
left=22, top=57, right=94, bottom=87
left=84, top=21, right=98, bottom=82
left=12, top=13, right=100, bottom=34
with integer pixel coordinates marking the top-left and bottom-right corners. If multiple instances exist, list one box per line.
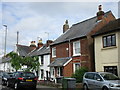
left=100, top=73, right=119, bottom=80
left=21, top=73, right=35, bottom=78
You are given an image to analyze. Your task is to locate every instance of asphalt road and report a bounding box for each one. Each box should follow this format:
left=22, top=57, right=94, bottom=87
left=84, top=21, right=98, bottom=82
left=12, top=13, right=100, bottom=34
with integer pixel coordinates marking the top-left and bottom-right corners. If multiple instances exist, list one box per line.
left=0, top=80, right=61, bottom=90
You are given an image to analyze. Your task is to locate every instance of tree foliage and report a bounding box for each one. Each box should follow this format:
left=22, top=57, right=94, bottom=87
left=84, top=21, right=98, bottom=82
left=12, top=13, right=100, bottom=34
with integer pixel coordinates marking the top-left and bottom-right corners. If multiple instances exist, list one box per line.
left=7, top=52, right=22, bottom=71
left=8, top=52, right=39, bottom=72
left=71, top=67, right=88, bottom=83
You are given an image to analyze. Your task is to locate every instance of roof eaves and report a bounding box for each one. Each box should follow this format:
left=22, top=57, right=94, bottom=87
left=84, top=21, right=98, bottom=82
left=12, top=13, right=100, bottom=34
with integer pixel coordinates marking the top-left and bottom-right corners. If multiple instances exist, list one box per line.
left=93, top=27, right=120, bottom=37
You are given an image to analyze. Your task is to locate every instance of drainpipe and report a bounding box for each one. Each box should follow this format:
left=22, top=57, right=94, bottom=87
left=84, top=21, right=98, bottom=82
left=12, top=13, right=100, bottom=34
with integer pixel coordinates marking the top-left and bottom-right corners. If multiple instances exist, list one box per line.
left=69, top=39, right=71, bottom=57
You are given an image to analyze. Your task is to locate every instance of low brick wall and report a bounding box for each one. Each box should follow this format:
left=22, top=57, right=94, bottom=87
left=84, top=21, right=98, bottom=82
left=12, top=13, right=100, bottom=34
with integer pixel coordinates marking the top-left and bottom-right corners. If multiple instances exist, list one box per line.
left=37, top=81, right=83, bottom=88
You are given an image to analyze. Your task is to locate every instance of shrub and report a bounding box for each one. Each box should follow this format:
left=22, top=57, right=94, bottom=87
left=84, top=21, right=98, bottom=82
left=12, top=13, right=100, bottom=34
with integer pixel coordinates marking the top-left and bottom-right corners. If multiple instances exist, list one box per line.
left=71, top=67, right=88, bottom=83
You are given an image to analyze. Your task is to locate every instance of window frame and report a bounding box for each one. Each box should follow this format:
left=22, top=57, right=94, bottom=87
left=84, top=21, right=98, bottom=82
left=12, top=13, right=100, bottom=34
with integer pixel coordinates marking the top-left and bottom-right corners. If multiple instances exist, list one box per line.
left=73, top=41, right=81, bottom=56
left=41, top=55, right=44, bottom=65
left=102, top=34, right=116, bottom=48
left=52, top=47, right=56, bottom=57
left=73, top=63, right=80, bottom=73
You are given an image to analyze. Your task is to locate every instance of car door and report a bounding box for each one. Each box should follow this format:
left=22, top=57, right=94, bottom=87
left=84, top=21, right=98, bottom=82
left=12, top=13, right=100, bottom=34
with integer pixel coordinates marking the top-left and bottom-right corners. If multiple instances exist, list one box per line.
left=86, top=73, right=96, bottom=89
left=93, top=74, right=104, bottom=90
left=9, top=72, right=17, bottom=86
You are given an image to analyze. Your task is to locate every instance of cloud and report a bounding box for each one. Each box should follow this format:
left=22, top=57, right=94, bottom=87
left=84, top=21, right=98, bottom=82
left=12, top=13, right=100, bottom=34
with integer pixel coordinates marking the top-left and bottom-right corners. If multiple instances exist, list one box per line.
left=0, top=2, right=118, bottom=53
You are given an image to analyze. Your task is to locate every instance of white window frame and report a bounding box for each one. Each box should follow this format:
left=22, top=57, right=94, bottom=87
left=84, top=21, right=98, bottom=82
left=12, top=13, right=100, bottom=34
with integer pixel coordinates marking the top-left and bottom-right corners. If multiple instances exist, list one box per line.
left=50, top=67, right=55, bottom=76
left=73, top=41, right=81, bottom=56
left=73, top=63, right=80, bottom=73
left=52, top=47, right=56, bottom=57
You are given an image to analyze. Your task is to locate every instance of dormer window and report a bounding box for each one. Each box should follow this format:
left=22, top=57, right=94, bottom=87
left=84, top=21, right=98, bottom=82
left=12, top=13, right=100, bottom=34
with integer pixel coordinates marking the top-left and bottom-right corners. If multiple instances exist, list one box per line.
left=103, top=34, right=116, bottom=48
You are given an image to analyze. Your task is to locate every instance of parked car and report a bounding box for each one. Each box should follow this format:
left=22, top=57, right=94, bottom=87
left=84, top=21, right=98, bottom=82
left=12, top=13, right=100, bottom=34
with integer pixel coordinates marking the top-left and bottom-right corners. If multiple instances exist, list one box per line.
left=83, top=72, right=120, bottom=90
left=7, top=71, right=38, bottom=90
left=2, top=72, right=13, bottom=85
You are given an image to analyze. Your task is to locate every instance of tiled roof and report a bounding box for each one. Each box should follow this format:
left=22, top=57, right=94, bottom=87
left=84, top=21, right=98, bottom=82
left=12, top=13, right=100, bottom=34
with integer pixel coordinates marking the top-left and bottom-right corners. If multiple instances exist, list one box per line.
left=93, top=18, right=120, bottom=36
left=28, top=45, right=50, bottom=56
left=51, top=11, right=112, bottom=45
left=1, top=57, right=11, bottom=63
left=17, top=44, right=32, bottom=57
left=48, top=57, right=71, bottom=67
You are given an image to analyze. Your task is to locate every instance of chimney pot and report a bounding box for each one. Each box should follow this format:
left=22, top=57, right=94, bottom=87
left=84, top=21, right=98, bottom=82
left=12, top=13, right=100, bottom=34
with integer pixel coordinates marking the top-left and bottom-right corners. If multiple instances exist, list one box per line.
left=97, top=5, right=104, bottom=21
left=37, top=39, right=43, bottom=49
left=30, top=41, right=36, bottom=50
left=46, top=40, right=53, bottom=47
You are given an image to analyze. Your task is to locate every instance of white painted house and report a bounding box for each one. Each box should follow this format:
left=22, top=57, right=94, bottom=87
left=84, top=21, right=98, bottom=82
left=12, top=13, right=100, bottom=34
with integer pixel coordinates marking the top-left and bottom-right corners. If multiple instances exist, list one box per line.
left=93, top=19, right=120, bottom=77
left=28, top=40, right=53, bottom=81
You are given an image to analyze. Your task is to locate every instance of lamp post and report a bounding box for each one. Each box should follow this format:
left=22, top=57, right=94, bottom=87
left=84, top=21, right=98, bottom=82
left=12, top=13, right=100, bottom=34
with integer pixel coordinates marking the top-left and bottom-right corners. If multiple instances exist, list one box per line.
left=45, top=32, right=49, bottom=40
left=3, top=25, right=7, bottom=72
left=3, top=25, right=7, bottom=56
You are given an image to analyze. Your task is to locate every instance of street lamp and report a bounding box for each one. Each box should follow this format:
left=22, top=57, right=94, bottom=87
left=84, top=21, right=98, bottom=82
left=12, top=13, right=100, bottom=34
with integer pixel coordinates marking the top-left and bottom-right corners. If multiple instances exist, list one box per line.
left=3, top=25, right=7, bottom=72
left=45, top=32, right=49, bottom=40
left=3, top=25, right=7, bottom=56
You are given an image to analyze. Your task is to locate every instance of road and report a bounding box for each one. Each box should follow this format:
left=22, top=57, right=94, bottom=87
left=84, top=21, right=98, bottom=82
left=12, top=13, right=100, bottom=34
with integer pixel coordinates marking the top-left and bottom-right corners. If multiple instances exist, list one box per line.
left=0, top=80, right=60, bottom=90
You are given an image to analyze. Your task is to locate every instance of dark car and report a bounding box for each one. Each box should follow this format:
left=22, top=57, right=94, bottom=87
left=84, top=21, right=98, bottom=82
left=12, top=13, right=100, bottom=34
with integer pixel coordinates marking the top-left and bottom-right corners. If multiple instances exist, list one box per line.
left=7, top=71, right=38, bottom=90
left=2, top=72, right=13, bottom=85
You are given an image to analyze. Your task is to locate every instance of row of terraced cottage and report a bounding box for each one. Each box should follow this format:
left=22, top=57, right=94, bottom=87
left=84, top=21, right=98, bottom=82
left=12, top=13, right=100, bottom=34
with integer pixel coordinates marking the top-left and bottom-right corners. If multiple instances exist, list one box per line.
left=0, top=5, right=120, bottom=82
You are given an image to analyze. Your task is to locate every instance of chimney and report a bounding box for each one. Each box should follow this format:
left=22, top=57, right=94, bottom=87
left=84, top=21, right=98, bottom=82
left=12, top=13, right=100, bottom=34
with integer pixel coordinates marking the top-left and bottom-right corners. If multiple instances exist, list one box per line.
left=30, top=41, right=36, bottom=50
left=37, top=39, right=43, bottom=48
left=46, top=40, right=53, bottom=47
left=63, top=20, right=69, bottom=33
left=97, top=5, right=104, bottom=21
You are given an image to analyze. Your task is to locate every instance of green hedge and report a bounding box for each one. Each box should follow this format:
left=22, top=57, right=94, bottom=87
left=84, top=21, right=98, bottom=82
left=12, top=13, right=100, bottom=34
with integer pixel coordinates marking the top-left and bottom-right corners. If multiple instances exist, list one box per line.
left=71, top=67, right=88, bottom=83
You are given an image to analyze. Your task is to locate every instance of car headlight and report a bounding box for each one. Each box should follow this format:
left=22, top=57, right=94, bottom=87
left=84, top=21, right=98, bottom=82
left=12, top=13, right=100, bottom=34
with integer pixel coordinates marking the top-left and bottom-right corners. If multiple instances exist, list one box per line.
left=109, top=83, right=117, bottom=87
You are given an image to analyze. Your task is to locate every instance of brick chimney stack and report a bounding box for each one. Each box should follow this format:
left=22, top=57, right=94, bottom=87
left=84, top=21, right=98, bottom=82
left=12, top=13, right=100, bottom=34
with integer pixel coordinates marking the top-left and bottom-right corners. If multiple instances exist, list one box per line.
left=63, top=20, right=69, bottom=33
left=46, top=40, right=53, bottom=47
left=37, top=39, right=43, bottom=48
left=30, top=41, right=36, bottom=50
left=97, top=5, right=104, bottom=21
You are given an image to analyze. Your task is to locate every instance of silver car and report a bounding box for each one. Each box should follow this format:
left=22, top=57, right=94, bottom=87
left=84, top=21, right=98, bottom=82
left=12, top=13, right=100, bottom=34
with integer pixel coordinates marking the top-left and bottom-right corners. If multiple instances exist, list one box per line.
left=83, top=72, right=120, bottom=90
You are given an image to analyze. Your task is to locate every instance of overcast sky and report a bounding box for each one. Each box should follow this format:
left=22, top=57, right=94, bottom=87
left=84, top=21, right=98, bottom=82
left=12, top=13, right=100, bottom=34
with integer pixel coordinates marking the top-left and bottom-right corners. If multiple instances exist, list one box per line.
left=0, top=0, right=119, bottom=55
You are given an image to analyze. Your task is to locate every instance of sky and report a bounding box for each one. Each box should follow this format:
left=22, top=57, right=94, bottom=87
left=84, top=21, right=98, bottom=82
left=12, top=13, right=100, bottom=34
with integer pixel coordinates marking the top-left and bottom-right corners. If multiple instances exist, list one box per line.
left=0, top=0, right=119, bottom=55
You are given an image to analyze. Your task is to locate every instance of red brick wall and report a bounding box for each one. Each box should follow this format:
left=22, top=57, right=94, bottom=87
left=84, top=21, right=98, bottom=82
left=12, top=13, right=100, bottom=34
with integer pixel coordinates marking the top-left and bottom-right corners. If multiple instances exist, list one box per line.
left=50, top=42, right=69, bottom=62
left=64, top=61, right=73, bottom=77
left=50, top=12, right=116, bottom=77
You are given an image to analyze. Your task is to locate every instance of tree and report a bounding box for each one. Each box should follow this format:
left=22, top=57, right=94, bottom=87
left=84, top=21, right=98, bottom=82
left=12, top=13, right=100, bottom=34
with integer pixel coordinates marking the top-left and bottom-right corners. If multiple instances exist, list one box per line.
left=71, top=67, right=88, bottom=83
left=22, top=56, right=39, bottom=72
left=7, top=52, right=22, bottom=71
left=8, top=52, right=40, bottom=72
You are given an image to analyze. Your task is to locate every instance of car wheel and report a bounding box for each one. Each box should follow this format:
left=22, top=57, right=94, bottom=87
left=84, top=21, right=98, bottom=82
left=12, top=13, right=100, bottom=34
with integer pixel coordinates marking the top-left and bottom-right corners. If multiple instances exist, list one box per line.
left=102, top=86, right=109, bottom=90
left=14, top=83, right=19, bottom=90
left=83, top=84, right=88, bottom=90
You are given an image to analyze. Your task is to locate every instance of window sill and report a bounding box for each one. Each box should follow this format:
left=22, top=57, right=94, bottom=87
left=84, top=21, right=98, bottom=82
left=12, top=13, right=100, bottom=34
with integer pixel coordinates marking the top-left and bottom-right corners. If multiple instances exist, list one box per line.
left=52, top=56, right=56, bottom=58
left=101, top=46, right=117, bottom=50
left=73, top=54, right=81, bottom=57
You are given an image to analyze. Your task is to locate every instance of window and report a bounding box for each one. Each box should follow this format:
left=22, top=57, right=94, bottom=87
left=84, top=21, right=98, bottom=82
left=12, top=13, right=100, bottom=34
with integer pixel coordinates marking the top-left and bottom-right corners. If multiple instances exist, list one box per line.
left=41, top=55, right=44, bottom=65
left=94, top=74, right=102, bottom=81
left=73, top=41, right=81, bottom=56
left=50, top=67, right=55, bottom=76
left=52, top=47, right=56, bottom=57
left=73, top=63, right=80, bottom=72
left=57, top=67, right=63, bottom=76
left=41, top=69, right=44, bottom=79
left=103, top=34, right=116, bottom=48
left=85, top=73, right=95, bottom=79
left=104, top=66, right=118, bottom=76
